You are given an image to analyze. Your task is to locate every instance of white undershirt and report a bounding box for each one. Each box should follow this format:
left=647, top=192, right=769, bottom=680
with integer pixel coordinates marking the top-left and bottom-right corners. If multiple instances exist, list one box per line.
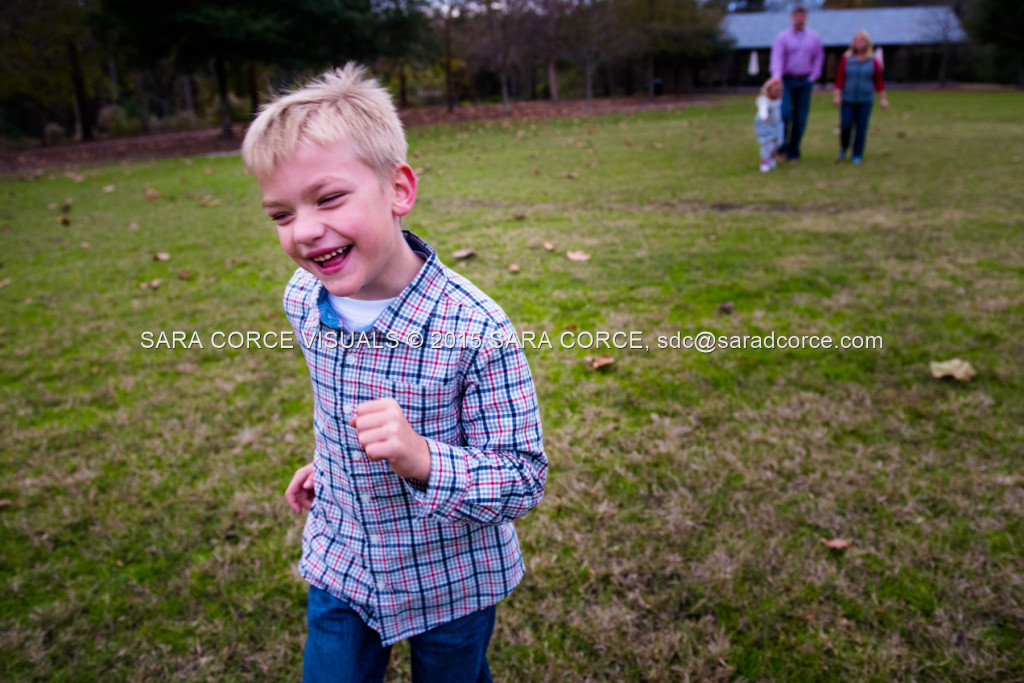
left=327, top=293, right=395, bottom=332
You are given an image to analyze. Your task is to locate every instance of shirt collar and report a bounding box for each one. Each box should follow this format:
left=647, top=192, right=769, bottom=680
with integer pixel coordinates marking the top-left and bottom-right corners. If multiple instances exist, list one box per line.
left=313, top=231, right=445, bottom=341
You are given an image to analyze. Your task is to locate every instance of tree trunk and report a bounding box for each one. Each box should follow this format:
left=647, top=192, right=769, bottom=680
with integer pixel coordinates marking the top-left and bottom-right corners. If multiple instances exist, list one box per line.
left=108, top=60, right=119, bottom=102
left=214, top=54, right=233, bottom=139
left=445, top=8, right=455, bottom=113
left=500, top=70, right=510, bottom=114
left=548, top=58, right=559, bottom=103
left=248, top=63, right=259, bottom=115
left=182, top=75, right=196, bottom=126
left=585, top=58, right=594, bottom=114
left=66, top=38, right=93, bottom=142
left=136, top=71, right=150, bottom=134
left=399, top=63, right=408, bottom=109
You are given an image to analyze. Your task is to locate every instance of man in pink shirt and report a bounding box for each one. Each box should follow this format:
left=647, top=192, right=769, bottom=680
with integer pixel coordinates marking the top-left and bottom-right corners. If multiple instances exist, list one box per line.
left=770, top=6, right=824, bottom=161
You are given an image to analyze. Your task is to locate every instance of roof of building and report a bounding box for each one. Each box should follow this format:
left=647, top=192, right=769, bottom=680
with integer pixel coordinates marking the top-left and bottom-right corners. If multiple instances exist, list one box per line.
left=722, top=7, right=969, bottom=49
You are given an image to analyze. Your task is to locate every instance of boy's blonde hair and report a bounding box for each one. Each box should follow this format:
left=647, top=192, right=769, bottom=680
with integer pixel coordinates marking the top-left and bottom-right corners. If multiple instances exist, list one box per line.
left=241, top=63, right=406, bottom=183
left=844, top=30, right=874, bottom=59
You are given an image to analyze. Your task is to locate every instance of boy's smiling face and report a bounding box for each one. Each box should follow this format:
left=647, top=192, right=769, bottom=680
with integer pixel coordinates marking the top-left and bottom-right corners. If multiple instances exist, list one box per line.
left=259, top=140, right=422, bottom=300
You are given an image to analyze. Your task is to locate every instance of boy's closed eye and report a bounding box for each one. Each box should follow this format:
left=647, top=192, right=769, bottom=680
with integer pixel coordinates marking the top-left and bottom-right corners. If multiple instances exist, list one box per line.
left=317, top=193, right=345, bottom=206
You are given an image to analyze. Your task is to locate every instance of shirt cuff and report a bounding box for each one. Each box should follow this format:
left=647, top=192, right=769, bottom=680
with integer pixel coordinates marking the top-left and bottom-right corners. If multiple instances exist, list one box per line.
left=403, top=439, right=470, bottom=519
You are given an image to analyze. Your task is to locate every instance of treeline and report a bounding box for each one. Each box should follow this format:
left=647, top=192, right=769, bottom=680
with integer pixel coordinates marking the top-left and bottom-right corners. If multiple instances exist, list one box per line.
left=0, top=0, right=1019, bottom=145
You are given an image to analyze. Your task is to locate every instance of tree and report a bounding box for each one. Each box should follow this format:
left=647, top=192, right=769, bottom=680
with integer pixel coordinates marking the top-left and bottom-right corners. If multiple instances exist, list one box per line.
left=0, top=0, right=102, bottom=142
left=374, top=0, right=436, bottom=108
left=93, top=0, right=376, bottom=138
left=971, top=0, right=1024, bottom=86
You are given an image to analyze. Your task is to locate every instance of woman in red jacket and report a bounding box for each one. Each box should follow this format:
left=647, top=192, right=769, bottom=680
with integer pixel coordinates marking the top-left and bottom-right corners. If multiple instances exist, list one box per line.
left=833, top=31, right=889, bottom=165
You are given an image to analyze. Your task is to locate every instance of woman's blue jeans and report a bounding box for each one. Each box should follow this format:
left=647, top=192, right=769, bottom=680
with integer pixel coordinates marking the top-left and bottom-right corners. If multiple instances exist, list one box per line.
left=303, top=585, right=496, bottom=683
left=840, top=101, right=874, bottom=160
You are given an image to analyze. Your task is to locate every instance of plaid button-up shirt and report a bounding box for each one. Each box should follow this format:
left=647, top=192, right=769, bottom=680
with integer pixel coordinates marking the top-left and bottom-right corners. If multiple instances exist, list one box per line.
left=283, top=231, right=547, bottom=646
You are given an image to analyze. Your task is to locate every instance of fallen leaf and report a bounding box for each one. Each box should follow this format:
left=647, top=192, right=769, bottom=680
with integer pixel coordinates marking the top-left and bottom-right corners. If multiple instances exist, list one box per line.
left=204, top=167, right=213, bottom=174
left=718, top=301, right=734, bottom=315
left=533, top=169, right=541, bottom=175
left=139, top=282, right=150, bottom=290
left=452, top=248, right=477, bottom=260
left=542, top=241, right=556, bottom=252
left=820, top=538, right=853, bottom=550
left=0, top=278, right=11, bottom=289
left=149, top=278, right=163, bottom=289
left=154, top=252, right=171, bottom=262
left=80, top=241, right=91, bottom=249
left=565, top=172, right=579, bottom=179
left=929, top=358, right=976, bottom=382
left=815, top=182, right=828, bottom=190
left=177, top=270, right=192, bottom=280
left=512, top=212, right=526, bottom=220
left=584, top=355, right=615, bottom=370
left=144, top=187, right=161, bottom=201
left=0, top=499, right=14, bottom=507
left=436, top=169, right=445, bottom=176
left=128, top=222, right=139, bottom=230
left=1, top=225, right=10, bottom=232
left=48, top=202, right=58, bottom=210
left=103, top=185, right=115, bottom=193
left=508, top=263, right=520, bottom=273
left=60, top=217, right=71, bottom=226
left=566, top=250, right=591, bottom=262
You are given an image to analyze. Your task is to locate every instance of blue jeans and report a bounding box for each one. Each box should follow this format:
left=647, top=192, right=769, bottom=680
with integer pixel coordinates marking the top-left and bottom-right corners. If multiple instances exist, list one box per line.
left=840, top=101, right=873, bottom=160
left=780, top=77, right=813, bottom=160
left=303, top=585, right=496, bottom=683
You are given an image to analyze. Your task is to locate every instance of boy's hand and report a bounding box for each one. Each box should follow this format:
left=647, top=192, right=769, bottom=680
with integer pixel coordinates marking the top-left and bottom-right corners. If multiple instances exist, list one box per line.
left=285, top=462, right=315, bottom=513
left=349, top=399, right=431, bottom=483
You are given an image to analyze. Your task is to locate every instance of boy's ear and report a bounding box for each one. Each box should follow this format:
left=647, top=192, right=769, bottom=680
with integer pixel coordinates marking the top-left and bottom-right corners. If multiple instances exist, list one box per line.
left=391, top=163, right=417, bottom=218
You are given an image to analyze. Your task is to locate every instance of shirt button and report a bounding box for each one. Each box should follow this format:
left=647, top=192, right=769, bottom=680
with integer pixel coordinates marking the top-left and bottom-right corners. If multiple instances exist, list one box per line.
left=376, top=580, right=387, bottom=591
left=343, top=403, right=354, bottom=415
left=369, top=534, right=381, bottom=545
left=361, top=494, right=372, bottom=505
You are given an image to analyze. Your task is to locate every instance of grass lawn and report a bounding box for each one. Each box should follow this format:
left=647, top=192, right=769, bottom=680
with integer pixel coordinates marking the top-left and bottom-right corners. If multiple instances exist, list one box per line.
left=2, top=89, right=1023, bottom=681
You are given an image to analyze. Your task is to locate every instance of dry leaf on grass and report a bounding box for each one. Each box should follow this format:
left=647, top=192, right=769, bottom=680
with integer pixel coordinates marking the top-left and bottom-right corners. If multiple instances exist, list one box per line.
left=103, top=185, right=115, bottom=193
left=512, top=212, right=526, bottom=220
left=820, top=538, right=853, bottom=550
left=507, top=264, right=521, bottom=273
left=718, top=301, right=734, bottom=315
left=930, top=358, right=976, bottom=382
left=564, top=172, right=579, bottom=179
left=153, top=252, right=171, bottom=262
left=542, top=241, right=555, bottom=252
left=177, top=270, right=192, bottom=280
left=566, top=250, right=591, bottom=262
left=80, top=242, right=91, bottom=249
left=452, top=248, right=477, bottom=260
left=128, top=222, right=139, bottom=230
left=0, top=278, right=11, bottom=289
left=199, top=195, right=222, bottom=207
left=584, top=355, right=615, bottom=370
left=0, top=499, right=14, bottom=507
left=144, top=187, right=161, bottom=201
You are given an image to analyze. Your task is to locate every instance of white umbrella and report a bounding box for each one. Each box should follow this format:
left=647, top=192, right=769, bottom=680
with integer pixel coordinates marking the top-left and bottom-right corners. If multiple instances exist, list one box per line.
left=748, top=50, right=760, bottom=77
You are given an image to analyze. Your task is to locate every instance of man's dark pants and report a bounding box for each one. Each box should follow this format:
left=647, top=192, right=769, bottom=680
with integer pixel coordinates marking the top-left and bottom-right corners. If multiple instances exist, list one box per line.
left=780, top=77, right=813, bottom=160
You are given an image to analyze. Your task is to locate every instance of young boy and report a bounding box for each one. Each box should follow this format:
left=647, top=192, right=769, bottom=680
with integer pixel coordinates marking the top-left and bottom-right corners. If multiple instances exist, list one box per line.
left=241, top=64, right=547, bottom=683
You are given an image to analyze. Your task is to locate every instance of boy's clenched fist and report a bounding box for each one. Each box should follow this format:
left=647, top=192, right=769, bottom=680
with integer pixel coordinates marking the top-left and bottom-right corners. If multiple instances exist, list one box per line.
left=350, top=398, right=431, bottom=483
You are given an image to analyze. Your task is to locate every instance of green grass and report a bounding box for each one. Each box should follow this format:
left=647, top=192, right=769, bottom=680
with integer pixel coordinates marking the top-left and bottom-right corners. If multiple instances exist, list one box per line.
left=2, top=90, right=1023, bottom=681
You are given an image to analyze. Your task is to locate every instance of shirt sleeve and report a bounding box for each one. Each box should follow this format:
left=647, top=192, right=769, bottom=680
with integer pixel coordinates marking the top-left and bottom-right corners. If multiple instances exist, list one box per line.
left=769, top=32, right=785, bottom=80
left=756, top=96, right=769, bottom=121
left=809, top=33, right=825, bottom=82
left=834, top=56, right=847, bottom=91
left=873, top=58, right=886, bottom=92
left=403, top=329, right=547, bottom=525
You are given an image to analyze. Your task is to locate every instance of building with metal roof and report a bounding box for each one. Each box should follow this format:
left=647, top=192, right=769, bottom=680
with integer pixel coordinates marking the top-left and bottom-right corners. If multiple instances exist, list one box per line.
left=715, top=7, right=969, bottom=85
left=723, top=7, right=968, bottom=50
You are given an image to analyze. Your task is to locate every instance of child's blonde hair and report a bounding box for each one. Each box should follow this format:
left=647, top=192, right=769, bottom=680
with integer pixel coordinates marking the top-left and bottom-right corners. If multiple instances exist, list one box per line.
left=760, top=77, right=782, bottom=98
left=844, top=30, right=874, bottom=59
left=242, top=63, right=406, bottom=184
